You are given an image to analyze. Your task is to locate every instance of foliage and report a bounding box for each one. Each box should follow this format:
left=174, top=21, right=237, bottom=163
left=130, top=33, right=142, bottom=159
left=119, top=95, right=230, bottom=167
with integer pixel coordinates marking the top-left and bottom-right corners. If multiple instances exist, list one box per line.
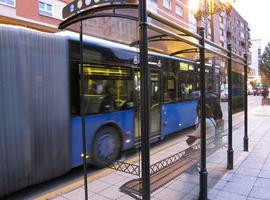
left=249, top=80, right=257, bottom=88
left=261, top=75, right=270, bottom=87
left=260, top=42, right=270, bottom=86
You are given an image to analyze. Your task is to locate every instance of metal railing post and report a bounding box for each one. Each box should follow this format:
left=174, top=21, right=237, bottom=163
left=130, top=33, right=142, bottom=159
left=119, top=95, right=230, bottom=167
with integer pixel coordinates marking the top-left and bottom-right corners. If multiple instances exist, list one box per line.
left=139, top=0, right=150, bottom=199
left=79, top=20, right=88, bottom=200
left=244, top=54, right=249, bottom=151
left=199, top=27, right=208, bottom=200
left=227, top=44, right=234, bottom=170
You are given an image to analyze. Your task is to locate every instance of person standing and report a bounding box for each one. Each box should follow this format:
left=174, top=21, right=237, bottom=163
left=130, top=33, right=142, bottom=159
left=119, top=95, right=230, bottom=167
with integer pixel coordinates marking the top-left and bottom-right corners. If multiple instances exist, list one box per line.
left=262, top=86, right=269, bottom=99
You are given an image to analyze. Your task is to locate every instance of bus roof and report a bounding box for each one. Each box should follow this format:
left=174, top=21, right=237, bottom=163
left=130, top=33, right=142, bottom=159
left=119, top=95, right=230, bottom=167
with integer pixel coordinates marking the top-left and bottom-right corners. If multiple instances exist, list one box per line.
left=56, top=30, right=196, bottom=64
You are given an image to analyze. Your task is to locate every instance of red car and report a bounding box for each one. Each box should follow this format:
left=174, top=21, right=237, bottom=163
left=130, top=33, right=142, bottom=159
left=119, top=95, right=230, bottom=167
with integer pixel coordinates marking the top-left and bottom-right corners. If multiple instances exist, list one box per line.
left=253, top=87, right=263, bottom=96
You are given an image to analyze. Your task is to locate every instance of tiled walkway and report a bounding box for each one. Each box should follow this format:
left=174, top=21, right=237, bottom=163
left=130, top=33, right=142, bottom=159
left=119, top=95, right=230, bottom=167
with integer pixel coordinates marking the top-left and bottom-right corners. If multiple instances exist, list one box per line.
left=208, top=105, right=270, bottom=200
left=51, top=104, right=270, bottom=200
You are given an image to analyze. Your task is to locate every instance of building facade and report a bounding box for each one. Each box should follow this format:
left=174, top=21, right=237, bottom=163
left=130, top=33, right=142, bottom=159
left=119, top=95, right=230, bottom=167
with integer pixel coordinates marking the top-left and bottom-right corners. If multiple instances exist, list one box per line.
left=250, top=39, right=262, bottom=76
left=226, top=7, right=251, bottom=57
left=155, top=0, right=250, bottom=57
left=0, top=0, right=250, bottom=57
left=155, top=0, right=190, bottom=28
left=0, top=0, right=68, bottom=32
left=200, top=5, right=250, bottom=57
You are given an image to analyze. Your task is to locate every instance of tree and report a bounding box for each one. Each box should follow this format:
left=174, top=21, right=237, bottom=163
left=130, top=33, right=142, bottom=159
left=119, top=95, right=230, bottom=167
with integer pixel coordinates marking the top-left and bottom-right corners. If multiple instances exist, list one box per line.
left=260, top=42, right=270, bottom=86
left=250, top=80, right=257, bottom=88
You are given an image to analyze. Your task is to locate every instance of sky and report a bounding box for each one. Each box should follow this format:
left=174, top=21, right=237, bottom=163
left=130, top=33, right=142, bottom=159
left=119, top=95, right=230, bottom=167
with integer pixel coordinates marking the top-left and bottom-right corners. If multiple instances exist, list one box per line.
left=233, top=0, right=270, bottom=49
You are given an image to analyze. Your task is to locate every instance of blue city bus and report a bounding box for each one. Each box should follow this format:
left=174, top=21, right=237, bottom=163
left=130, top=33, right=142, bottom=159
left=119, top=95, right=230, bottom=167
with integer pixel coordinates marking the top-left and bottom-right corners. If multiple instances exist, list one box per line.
left=0, top=26, right=221, bottom=196
left=67, top=35, right=202, bottom=167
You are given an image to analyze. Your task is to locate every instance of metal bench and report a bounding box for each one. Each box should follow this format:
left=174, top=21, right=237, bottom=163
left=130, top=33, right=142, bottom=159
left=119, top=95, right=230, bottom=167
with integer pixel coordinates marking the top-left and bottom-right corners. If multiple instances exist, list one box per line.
left=118, top=135, right=223, bottom=199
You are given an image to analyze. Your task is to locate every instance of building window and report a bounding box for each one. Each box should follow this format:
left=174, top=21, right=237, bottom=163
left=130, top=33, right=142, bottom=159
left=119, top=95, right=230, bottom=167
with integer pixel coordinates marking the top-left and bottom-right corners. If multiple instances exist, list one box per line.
left=240, top=31, right=245, bottom=39
left=39, top=1, right=52, bottom=17
left=220, top=41, right=224, bottom=47
left=163, top=0, right=171, bottom=10
left=219, top=15, right=223, bottom=24
left=0, top=0, right=15, bottom=7
left=240, top=21, right=244, bottom=29
left=175, top=5, right=183, bottom=17
left=219, top=28, right=224, bottom=36
left=258, top=48, right=261, bottom=56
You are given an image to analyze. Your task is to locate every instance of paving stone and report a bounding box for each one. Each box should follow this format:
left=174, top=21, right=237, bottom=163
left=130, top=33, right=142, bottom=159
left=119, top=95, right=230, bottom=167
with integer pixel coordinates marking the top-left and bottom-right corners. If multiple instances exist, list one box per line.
left=100, top=185, right=123, bottom=199
left=207, top=177, right=220, bottom=189
left=211, top=180, right=227, bottom=190
left=220, top=172, right=234, bottom=181
left=153, top=188, right=187, bottom=200
left=62, top=188, right=87, bottom=200
left=223, top=181, right=253, bottom=196
left=249, top=186, right=270, bottom=199
left=208, top=170, right=227, bottom=179
left=262, top=163, right=270, bottom=170
left=89, top=194, right=110, bottom=200
left=229, top=174, right=257, bottom=185
left=188, top=185, right=199, bottom=196
left=182, top=193, right=198, bottom=200
left=249, top=152, right=269, bottom=159
left=87, top=180, right=111, bottom=193
left=114, top=171, right=137, bottom=179
left=254, top=177, right=270, bottom=189
left=258, top=170, right=270, bottom=178
left=112, top=177, right=132, bottom=187
left=177, top=173, right=199, bottom=184
left=236, top=167, right=261, bottom=177
left=167, top=180, right=196, bottom=193
left=99, top=173, right=127, bottom=185
left=207, top=162, right=219, bottom=171
left=53, top=196, right=69, bottom=200
left=151, top=187, right=165, bottom=196
left=208, top=188, right=220, bottom=200
left=149, top=197, right=161, bottom=200
left=240, top=160, right=264, bottom=170
left=214, top=191, right=247, bottom=200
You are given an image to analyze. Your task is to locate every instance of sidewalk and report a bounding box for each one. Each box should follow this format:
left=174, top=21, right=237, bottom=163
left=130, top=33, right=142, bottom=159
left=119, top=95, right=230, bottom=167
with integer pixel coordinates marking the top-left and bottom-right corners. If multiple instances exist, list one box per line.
left=208, top=105, right=270, bottom=200
left=49, top=105, right=270, bottom=200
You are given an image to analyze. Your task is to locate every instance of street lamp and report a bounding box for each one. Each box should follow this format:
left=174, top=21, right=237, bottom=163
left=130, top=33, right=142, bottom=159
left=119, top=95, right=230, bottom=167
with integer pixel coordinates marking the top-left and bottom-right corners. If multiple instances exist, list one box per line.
left=189, top=0, right=232, bottom=41
left=189, top=0, right=232, bottom=21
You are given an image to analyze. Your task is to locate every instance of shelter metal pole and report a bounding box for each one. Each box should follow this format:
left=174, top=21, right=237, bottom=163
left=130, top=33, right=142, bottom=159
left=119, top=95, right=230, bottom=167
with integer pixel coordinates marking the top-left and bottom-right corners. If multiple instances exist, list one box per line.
left=80, top=20, right=88, bottom=200
left=227, top=44, right=234, bottom=170
left=244, top=54, right=249, bottom=151
left=199, top=27, right=208, bottom=200
left=139, top=0, right=150, bottom=199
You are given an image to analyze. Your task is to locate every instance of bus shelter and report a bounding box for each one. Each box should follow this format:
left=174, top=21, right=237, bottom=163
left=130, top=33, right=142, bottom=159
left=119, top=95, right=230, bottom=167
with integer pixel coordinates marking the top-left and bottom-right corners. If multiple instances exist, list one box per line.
left=59, top=0, right=248, bottom=199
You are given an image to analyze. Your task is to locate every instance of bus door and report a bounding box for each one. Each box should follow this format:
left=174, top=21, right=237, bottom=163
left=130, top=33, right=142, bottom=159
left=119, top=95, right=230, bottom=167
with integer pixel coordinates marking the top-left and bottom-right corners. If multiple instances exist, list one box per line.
left=150, top=70, right=161, bottom=136
left=134, top=70, right=161, bottom=140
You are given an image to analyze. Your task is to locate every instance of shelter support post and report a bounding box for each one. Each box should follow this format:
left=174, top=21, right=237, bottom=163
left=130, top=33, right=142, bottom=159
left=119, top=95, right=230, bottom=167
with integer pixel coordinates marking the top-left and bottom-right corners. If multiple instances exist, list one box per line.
left=244, top=54, right=249, bottom=151
left=227, top=44, right=234, bottom=170
left=79, top=21, right=89, bottom=200
left=199, top=27, right=208, bottom=200
left=139, top=0, right=150, bottom=199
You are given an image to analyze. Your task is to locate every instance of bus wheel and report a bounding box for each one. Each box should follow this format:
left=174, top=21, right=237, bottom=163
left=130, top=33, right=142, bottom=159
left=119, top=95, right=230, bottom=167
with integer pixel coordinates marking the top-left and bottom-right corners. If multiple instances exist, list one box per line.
left=92, top=126, right=120, bottom=168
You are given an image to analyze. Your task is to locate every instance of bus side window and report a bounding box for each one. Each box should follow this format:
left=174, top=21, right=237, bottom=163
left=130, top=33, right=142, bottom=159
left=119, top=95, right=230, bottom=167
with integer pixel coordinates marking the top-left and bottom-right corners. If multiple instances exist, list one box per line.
left=70, top=63, right=80, bottom=115
left=178, top=64, right=200, bottom=101
left=82, top=66, right=133, bottom=114
left=163, top=62, right=177, bottom=103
